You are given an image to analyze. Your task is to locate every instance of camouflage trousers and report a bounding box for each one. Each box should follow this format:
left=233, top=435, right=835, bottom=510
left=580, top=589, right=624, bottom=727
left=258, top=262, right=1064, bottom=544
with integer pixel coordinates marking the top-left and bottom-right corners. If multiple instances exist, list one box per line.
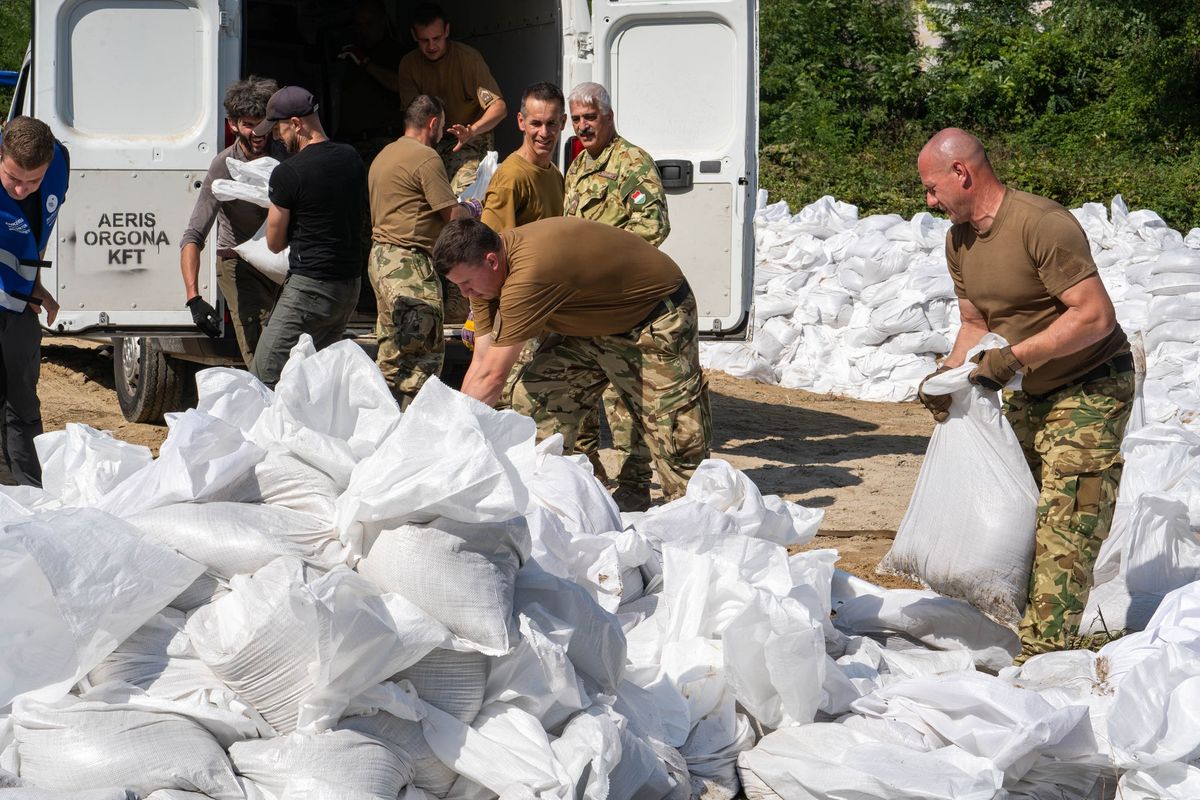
left=512, top=293, right=711, bottom=501
left=435, top=133, right=492, bottom=196
left=216, top=255, right=281, bottom=368
left=575, top=387, right=654, bottom=490
left=1005, top=366, right=1135, bottom=659
left=368, top=242, right=442, bottom=410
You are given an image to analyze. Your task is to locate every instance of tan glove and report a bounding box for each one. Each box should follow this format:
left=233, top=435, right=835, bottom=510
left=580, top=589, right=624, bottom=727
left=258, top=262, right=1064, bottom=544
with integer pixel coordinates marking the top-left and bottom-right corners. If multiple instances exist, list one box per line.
left=917, top=365, right=953, bottom=423
left=969, top=346, right=1023, bottom=392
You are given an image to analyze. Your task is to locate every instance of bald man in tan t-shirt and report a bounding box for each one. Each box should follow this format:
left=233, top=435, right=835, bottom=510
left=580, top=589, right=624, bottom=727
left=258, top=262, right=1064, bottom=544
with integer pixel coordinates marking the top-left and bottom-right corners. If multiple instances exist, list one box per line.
left=432, top=216, right=711, bottom=502
left=916, top=127, right=1133, bottom=660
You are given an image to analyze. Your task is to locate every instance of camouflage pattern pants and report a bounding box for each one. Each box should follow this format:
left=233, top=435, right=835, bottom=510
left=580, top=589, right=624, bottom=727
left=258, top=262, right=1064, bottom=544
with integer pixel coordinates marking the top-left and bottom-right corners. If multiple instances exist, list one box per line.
left=435, top=134, right=491, bottom=196
left=575, top=387, right=654, bottom=490
left=512, top=293, right=711, bottom=501
left=216, top=255, right=281, bottom=368
left=368, top=242, right=442, bottom=410
left=1005, top=366, right=1134, bottom=658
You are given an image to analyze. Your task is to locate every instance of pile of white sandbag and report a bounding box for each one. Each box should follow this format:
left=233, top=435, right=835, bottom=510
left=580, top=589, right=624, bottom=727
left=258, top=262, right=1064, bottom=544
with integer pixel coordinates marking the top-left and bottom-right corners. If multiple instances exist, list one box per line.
left=1, top=334, right=838, bottom=799
left=705, top=192, right=1200, bottom=427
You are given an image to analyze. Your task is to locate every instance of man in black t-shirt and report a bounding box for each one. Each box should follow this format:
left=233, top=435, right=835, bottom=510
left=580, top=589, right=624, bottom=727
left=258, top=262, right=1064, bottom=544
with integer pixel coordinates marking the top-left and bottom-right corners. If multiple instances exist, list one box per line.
left=250, top=86, right=369, bottom=387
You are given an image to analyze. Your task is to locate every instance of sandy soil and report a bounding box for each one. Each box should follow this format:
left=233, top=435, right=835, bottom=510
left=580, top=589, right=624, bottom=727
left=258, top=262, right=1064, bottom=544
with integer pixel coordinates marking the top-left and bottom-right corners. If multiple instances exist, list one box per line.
left=9, top=342, right=928, bottom=587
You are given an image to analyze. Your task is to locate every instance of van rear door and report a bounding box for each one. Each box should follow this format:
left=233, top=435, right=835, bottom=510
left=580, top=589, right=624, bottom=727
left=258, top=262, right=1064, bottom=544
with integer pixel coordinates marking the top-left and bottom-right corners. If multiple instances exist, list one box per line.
left=31, top=0, right=232, bottom=334
left=584, top=0, right=757, bottom=338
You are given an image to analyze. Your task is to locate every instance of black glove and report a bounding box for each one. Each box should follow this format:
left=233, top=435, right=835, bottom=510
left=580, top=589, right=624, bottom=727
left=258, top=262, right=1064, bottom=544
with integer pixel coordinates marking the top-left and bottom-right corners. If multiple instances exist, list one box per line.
left=917, top=364, right=953, bottom=423
left=969, top=346, right=1023, bottom=392
left=187, top=296, right=221, bottom=338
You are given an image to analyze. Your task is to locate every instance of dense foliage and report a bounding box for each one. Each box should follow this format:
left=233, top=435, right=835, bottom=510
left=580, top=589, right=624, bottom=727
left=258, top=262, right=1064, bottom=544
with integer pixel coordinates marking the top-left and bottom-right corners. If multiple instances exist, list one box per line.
left=0, top=0, right=30, bottom=113
left=760, top=0, right=1200, bottom=230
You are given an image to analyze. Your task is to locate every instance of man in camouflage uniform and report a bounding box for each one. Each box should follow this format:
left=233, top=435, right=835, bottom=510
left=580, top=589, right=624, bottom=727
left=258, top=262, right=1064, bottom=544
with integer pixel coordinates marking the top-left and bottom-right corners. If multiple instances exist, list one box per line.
left=367, top=95, right=476, bottom=409
left=564, top=81, right=671, bottom=511
left=916, top=128, right=1133, bottom=660
left=397, top=3, right=507, bottom=195
left=433, top=216, right=710, bottom=502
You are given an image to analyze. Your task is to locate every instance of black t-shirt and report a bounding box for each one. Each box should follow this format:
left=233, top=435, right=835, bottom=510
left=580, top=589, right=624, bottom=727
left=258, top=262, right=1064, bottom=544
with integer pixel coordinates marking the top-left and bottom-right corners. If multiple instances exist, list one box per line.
left=267, top=140, right=367, bottom=281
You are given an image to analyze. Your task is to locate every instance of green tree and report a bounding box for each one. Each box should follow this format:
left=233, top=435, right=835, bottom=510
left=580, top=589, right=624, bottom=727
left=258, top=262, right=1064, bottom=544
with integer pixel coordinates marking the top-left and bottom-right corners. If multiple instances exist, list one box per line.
left=0, top=0, right=31, bottom=113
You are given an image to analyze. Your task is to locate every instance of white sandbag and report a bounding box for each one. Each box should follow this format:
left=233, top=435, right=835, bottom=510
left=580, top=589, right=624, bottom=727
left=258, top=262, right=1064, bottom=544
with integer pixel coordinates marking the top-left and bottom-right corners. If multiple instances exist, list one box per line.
left=736, top=722, right=1004, bottom=800
left=0, top=789, right=137, bottom=799
left=233, top=221, right=289, bottom=284
left=0, top=508, right=203, bottom=706
left=1117, top=763, right=1200, bottom=800
left=213, top=450, right=342, bottom=519
left=250, top=337, right=401, bottom=490
left=170, top=573, right=227, bottom=612
left=95, top=409, right=265, bottom=518
left=127, top=501, right=348, bottom=579
left=229, top=729, right=414, bottom=800
left=357, top=516, right=529, bottom=655
left=699, top=342, right=779, bottom=384
left=879, top=338, right=1039, bottom=628
left=457, top=150, right=498, bottom=202
left=1104, top=639, right=1200, bottom=769
left=1147, top=271, right=1200, bottom=295
left=194, top=367, right=273, bottom=433
left=1145, top=318, right=1200, bottom=354
left=483, top=612, right=591, bottom=731
left=340, top=711, right=459, bottom=797
left=186, top=557, right=446, bottom=734
left=525, top=434, right=621, bottom=537
left=394, top=648, right=489, bottom=724
left=336, top=377, right=536, bottom=556
left=84, top=610, right=270, bottom=745
left=34, top=423, right=152, bottom=506
left=684, top=458, right=822, bottom=546
left=11, top=693, right=241, bottom=799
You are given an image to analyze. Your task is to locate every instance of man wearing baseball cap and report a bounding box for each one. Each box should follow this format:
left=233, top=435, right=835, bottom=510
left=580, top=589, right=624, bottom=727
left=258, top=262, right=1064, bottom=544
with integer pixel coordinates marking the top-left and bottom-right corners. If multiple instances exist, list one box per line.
left=251, top=86, right=369, bottom=387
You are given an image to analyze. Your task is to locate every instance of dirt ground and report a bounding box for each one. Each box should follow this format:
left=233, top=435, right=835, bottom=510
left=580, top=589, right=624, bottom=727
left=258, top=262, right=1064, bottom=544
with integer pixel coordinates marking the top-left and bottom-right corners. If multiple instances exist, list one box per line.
left=11, top=341, right=929, bottom=588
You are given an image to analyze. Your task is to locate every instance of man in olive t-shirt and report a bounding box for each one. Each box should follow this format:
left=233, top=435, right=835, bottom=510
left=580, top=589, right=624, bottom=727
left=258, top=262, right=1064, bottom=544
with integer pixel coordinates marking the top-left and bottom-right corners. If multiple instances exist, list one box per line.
left=432, top=217, right=711, bottom=502
left=368, top=95, right=474, bottom=409
left=397, top=3, right=507, bottom=194
left=916, top=127, right=1133, bottom=660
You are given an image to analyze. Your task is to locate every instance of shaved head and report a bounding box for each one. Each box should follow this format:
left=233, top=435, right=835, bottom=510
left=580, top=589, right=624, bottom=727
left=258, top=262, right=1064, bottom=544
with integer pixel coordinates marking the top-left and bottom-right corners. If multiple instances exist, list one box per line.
left=917, top=127, right=1005, bottom=230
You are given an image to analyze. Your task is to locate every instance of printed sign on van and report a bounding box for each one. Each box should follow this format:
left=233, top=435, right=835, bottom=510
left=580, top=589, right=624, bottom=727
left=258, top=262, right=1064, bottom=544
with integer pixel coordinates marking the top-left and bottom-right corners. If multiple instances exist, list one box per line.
left=78, top=211, right=171, bottom=266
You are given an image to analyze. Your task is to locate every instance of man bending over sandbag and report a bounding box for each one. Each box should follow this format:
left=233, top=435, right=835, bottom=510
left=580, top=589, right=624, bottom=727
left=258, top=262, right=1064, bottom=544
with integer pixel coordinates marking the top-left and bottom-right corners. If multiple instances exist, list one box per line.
left=432, top=216, right=711, bottom=503
left=916, top=127, right=1133, bottom=660
left=180, top=76, right=282, bottom=367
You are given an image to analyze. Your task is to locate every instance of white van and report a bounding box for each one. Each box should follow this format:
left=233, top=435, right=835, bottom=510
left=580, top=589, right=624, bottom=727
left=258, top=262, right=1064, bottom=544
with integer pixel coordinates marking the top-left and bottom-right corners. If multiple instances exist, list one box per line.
left=11, top=0, right=757, bottom=421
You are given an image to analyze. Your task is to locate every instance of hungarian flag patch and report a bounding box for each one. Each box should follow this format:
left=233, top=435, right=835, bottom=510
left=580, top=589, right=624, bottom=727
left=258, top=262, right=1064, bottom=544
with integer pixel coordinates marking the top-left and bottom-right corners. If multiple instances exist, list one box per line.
left=630, top=189, right=647, bottom=206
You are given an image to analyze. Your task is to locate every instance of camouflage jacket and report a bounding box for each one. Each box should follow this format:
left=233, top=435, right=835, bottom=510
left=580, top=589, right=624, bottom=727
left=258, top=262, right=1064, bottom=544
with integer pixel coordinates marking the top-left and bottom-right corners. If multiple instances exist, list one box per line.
left=563, top=135, right=670, bottom=246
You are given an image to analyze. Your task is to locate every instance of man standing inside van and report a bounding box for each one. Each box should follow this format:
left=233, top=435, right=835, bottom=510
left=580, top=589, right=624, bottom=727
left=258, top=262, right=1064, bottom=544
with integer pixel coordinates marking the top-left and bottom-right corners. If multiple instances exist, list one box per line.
left=396, top=2, right=507, bottom=195
left=564, top=81, right=671, bottom=511
left=180, top=76, right=281, bottom=368
left=0, top=116, right=66, bottom=486
left=251, top=86, right=368, bottom=387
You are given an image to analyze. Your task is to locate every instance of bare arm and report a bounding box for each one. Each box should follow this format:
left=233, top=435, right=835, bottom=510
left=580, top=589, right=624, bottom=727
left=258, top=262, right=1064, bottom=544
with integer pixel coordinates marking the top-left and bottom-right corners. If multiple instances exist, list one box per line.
left=266, top=204, right=290, bottom=253
left=438, top=202, right=476, bottom=223
left=181, top=242, right=203, bottom=299
left=446, top=99, right=508, bottom=153
left=944, top=297, right=989, bottom=368
left=460, top=333, right=525, bottom=406
left=1009, top=275, right=1117, bottom=369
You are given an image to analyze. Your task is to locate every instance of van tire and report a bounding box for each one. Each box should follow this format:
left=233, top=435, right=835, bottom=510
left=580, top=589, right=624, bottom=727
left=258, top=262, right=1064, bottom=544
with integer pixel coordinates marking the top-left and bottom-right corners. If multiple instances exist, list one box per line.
left=113, top=336, right=191, bottom=424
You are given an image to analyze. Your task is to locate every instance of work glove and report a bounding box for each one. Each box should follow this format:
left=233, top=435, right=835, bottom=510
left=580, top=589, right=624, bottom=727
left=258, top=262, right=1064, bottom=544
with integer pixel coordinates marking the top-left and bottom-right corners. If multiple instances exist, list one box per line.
left=461, top=311, right=476, bottom=350
left=917, top=364, right=953, bottom=423
left=969, top=346, right=1023, bottom=392
left=338, top=44, right=369, bottom=67
left=187, top=296, right=221, bottom=338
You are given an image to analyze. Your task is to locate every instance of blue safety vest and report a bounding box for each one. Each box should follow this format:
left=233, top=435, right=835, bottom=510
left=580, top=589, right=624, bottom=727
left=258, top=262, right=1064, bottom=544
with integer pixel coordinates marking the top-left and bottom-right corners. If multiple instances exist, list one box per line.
left=0, top=140, right=68, bottom=313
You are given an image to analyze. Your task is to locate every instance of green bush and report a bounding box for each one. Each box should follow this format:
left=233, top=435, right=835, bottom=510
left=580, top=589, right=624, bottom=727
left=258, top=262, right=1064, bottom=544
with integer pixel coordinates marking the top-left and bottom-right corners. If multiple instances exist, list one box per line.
left=0, top=0, right=30, bottom=114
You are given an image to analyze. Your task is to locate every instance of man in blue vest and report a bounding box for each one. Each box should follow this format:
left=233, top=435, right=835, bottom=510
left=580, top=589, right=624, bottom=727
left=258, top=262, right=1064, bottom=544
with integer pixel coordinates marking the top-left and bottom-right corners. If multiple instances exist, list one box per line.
left=0, top=117, right=67, bottom=486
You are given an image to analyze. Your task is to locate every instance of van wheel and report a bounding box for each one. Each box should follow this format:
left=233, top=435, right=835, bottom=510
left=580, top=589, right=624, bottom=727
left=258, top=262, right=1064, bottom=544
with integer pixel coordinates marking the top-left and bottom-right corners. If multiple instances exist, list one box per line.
left=113, top=336, right=191, bottom=424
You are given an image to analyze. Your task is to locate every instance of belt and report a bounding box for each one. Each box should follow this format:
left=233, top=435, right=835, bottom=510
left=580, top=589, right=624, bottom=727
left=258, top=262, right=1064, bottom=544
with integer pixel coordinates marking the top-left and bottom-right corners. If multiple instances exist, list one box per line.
left=635, top=279, right=692, bottom=330
left=1030, top=352, right=1134, bottom=399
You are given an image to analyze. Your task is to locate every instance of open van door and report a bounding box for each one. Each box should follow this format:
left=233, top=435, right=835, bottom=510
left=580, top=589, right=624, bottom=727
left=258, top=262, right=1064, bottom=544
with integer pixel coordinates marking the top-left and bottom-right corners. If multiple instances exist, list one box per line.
left=31, top=0, right=234, bottom=334
left=587, top=0, right=757, bottom=338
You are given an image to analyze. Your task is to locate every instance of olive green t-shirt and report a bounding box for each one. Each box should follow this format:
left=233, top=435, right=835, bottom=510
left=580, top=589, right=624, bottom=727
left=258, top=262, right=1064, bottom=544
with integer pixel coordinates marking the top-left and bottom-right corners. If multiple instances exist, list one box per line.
left=471, top=217, right=684, bottom=345
left=397, top=41, right=502, bottom=129
left=946, top=188, right=1128, bottom=394
left=368, top=136, right=458, bottom=252
left=480, top=152, right=564, bottom=233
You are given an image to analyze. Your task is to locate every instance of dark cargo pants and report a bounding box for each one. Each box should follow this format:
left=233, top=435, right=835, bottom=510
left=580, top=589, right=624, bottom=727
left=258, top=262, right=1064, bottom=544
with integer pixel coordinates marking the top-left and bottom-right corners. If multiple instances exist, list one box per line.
left=250, top=273, right=360, bottom=388
left=0, top=307, right=44, bottom=486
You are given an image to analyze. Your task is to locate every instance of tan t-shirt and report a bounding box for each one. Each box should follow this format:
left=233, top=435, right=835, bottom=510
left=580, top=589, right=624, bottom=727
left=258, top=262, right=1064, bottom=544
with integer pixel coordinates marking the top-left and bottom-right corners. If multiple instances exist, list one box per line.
left=480, top=153, right=564, bottom=233
left=397, top=41, right=502, bottom=129
left=947, top=188, right=1128, bottom=394
left=471, top=217, right=684, bottom=345
left=368, top=136, right=458, bottom=252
